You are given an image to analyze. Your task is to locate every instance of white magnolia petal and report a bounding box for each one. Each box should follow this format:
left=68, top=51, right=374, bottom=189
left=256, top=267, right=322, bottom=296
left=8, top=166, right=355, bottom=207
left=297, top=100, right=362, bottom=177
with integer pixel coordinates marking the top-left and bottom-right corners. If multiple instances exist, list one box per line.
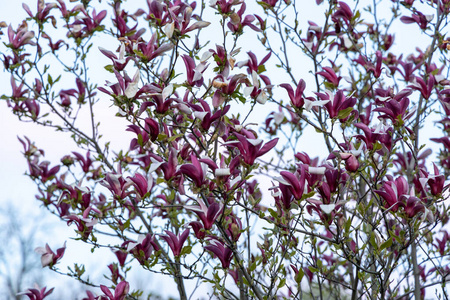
left=137, top=234, right=146, bottom=244
left=418, top=177, right=429, bottom=189
left=162, top=84, right=173, bottom=100
left=117, top=43, right=125, bottom=63
left=235, top=59, right=249, bottom=68
left=304, top=99, right=330, bottom=112
left=194, top=111, right=208, bottom=120
left=215, top=168, right=231, bottom=176
left=164, top=22, right=175, bottom=38
left=230, top=175, right=241, bottom=187
left=41, top=254, right=53, bottom=267
left=273, top=176, right=291, bottom=186
left=149, top=161, right=164, bottom=173
left=244, top=86, right=254, bottom=97
left=193, top=69, right=203, bottom=82
left=308, top=166, right=326, bottom=175
left=200, top=51, right=213, bottom=62
left=251, top=70, right=259, bottom=87
left=435, top=74, right=445, bottom=83
left=85, top=218, right=98, bottom=227
left=343, top=36, right=352, bottom=48
left=271, top=189, right=281, bottom=197
left=273, top=112, right=284, bottom=125
left=256, top=91, right=268, bottom=104
left=125, top=70, right=140, bottom=98
left=377, top=96, right=391, bottom=102
left=176, top=102, right=192, bottom=114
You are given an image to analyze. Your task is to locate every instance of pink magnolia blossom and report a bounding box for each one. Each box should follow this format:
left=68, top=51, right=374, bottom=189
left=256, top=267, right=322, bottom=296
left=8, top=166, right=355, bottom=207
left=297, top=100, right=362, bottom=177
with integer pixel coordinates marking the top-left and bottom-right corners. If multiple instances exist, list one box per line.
left=401, top=11, right=433, bottom=30
left=127, top=234, right=159, bottom=265
left=226, top=133, right=278, bottom=165
left=7, top=24, right=35, bottom=49
left=317, top=67, right=342, bottom=87
left=204, top=238, right=233, bottom=268
left=280, top=79, right=306, bottom=108
left=17, top=284, right=54, bottom=300
left=161, top=229, right=190, bottom=257
left=99, top=281, right=130, bottom=300
left=185, top=198, right=223, bottom=230
left=35, top=242, right=66, bottom=268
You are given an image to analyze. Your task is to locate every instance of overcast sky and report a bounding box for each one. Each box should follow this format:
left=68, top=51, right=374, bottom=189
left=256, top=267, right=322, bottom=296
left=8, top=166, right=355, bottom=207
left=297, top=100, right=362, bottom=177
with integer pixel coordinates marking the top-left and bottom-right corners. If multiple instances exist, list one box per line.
left=0, top=0, right=446, bottom=298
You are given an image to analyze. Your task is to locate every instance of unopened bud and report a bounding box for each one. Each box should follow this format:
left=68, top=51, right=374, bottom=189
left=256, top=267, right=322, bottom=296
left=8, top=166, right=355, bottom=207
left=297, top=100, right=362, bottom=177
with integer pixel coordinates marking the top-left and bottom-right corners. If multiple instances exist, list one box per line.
left=231, top=223, right=240, bottom=241
left=345, top=154, right=359, bottom=172
left=230, top=13, right=240, bottom=25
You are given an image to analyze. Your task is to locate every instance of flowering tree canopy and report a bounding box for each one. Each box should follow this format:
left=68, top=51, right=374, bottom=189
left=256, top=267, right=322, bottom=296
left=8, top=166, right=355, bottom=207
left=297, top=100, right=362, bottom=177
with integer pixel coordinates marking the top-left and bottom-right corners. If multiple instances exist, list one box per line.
left=2, top=0, right=450, bottom=299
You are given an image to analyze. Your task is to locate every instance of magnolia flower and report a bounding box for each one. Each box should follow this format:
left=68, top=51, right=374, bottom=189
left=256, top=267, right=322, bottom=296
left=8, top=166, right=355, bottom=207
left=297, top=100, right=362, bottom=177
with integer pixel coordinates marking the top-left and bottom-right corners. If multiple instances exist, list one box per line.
left=244, top=70, right=269, bottom=104
left=317, top=67, right=342, bottom=87
left=7, top=24, right=35, bottom=49
left=128, top=173, right=153, bottom=200
left=185, top=198, right=223, bottom=229
left=340, top=153, right=359, bottom=172
left=99, top=43, right=131, bottom=71
left=17, top=284, right=54, bottom=300
left=127, top=234, right=159, bottom=265
left=226, top=133, right=278, bottom=165
left=204, top=238, right=233, bottom=268
left=72, top=151, right=92, bottom=173
left=136, top=33, right=174, bottom=62
left=64, top=207, right=99, bottom=240
left=375, top=177, right=409, bottom=212
left=179, top=155, right=208, bottom=187
left=401, top=11, right=433, bottom=29
left=100, top=173, right=132, bottom=200
left=315, top=89, right=356, bottom=119
left=161, top=229, right=190, bottom=257
left=182, top=55, right=207, bottom=87
left=100, top=281, right=129, bottom=300
left=418, top=163, right=445, bottom=196
left=275, top=170, right=307, bottom=201
left=35, top=242, right=66, bottom=267
left=434, top=231, right=450, bottom=255
left=280, top=79, right=306, bottom=108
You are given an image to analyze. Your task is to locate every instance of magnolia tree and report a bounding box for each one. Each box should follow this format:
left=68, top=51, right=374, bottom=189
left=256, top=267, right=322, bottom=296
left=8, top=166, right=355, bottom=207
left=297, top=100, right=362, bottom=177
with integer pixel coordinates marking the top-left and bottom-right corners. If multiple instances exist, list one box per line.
left=2, top=0, right=450, bottom=298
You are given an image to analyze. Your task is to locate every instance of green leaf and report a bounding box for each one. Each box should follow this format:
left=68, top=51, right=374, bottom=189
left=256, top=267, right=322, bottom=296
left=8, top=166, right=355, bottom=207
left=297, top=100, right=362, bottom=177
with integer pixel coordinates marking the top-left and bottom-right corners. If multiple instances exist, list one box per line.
left=294, top=268, right=304, bottom=283
left=268, top=208, right=278, bottom=219
left=380, top=237, right=393, bottom=251
left=104, top=65, right=115, bottom=73
left=344, top=217, right=352, bottom=234
left=249, top=260, right=257, bottom=272
left=180, top=245, right=192, bottom=256
left=337, top=107, right=354, bottom=119
left=277, top=278, right=286, bottom=289
left=257, top=64, right=266, bottom=74
left=370, top=232, right=378, bottom=250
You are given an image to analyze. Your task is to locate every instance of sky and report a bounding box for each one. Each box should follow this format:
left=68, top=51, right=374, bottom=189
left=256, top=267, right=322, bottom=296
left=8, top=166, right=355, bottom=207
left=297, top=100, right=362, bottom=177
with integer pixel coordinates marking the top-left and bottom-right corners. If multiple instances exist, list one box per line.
left=0, top=0, right=447, bottom=298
